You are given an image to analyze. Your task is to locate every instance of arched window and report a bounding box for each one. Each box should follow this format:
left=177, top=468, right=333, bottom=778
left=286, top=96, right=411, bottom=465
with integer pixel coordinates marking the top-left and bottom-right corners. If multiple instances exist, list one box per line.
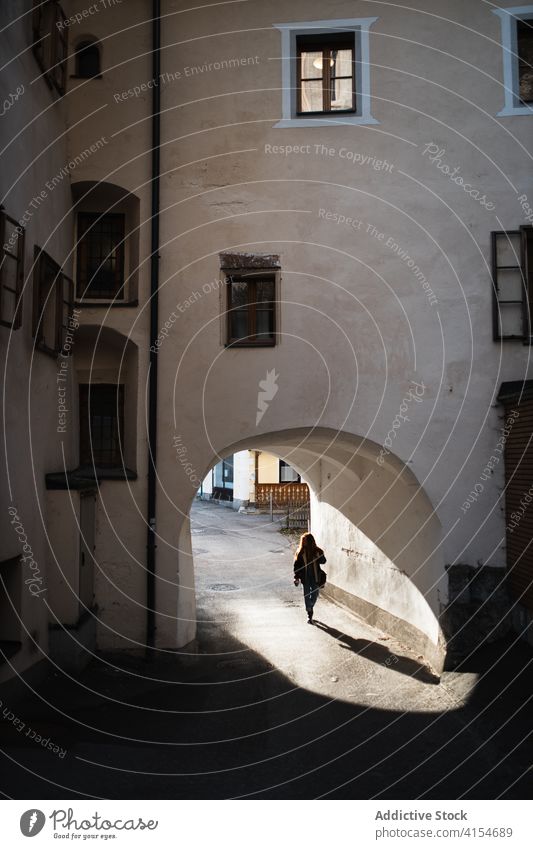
left=75, top=40, right=101, bottom=78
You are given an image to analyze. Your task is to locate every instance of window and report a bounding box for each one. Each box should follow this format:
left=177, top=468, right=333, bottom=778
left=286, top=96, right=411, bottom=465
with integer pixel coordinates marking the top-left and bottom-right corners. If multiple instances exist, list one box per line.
left=33, top=246, right=73, bottom=356
left=226, top=274, right=276, bottom=346
left=493, top=7, right=533, bottom=116
left=518, top=20, right=533, bottom=102
left=280, top=460, right=300, bottom=483
left=0, top=209, right=24, bottom=330
left=79, top=384, right=124, bottom=468
left=273, top=17, right=378, bottom=128
left=75, top=40, right=101, bottom=78
left=32, top=1, right=68, bottom=96
left=492, top=227, right=533, bottom=341
left=297, top=34, right=355, bottom=114
left=76, top=212, right=125, bottom=300
left=212, top=457, right=234, bottom=500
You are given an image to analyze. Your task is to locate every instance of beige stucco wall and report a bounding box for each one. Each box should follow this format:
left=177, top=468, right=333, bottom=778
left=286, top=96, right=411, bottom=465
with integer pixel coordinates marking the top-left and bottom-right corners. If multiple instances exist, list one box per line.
left=257, top=452, right=280, bottom=485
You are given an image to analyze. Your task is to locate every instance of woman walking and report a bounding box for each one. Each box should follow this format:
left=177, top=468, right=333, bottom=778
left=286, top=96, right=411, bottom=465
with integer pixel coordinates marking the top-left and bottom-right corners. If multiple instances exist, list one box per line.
left=293, top=532, right=326, bottom=623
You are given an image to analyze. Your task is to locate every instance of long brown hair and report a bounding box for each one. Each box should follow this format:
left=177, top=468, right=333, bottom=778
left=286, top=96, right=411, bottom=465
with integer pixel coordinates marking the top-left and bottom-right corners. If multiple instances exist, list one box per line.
left=296, top=532, right=319, bottom=563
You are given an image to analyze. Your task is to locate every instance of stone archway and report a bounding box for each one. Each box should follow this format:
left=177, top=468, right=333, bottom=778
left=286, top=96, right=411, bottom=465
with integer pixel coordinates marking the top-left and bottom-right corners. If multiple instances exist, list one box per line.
left=176, top=427, right=445, bottom=673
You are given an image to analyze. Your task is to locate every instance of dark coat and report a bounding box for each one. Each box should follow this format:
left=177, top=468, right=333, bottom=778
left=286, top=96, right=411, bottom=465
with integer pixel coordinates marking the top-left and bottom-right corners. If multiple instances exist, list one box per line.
left=294, top=548, right=326, bottom=584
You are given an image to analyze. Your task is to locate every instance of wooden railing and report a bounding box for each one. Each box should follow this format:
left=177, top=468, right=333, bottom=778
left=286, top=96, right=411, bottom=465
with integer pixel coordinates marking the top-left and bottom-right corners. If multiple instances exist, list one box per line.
left=255, top=482, right=309, bottom=506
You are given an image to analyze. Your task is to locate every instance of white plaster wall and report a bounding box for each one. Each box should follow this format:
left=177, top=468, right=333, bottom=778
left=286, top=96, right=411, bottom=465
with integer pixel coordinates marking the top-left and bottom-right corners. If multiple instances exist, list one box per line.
left=233, top=450, right=252, bottom=502
left=311, top=495, right=439, bottom=645
left=201, top=470, right=213, bottom=495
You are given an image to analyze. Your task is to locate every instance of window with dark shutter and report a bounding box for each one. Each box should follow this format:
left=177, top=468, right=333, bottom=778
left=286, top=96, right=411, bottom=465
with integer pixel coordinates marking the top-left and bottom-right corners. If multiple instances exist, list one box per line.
left=33, top=246, right=73, bottom=356
left=32, top=1, right=68, bottom=96
left=0, top=210, right=24, bottom=330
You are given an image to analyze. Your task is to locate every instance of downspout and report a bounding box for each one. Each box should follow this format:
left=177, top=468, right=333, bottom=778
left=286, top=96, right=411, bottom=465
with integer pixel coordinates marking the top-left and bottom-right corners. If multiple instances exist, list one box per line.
left=146, top=0, right=161, bottom=657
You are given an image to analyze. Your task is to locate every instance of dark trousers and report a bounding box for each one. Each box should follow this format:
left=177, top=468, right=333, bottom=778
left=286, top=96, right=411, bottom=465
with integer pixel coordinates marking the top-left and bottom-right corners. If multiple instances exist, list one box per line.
left=303, top=576, right=319, bottom=612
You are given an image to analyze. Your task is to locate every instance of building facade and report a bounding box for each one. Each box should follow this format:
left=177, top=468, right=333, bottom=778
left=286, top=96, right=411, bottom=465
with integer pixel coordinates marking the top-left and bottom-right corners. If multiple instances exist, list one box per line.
left=2, top=0, right=533, bottom=689
left=202, top=449, right=306, bottom=508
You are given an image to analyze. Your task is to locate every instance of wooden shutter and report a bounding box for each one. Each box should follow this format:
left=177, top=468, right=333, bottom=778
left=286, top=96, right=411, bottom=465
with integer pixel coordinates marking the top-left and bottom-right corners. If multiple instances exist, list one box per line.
left=504, top=398, right=533, bottom=609
left=521, top=226, right=533, bottom=339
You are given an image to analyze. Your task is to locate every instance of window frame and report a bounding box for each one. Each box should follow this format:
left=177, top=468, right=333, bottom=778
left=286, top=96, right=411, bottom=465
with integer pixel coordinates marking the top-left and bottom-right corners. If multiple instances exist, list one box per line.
left=33, top=246, right=73, bottom=356
left=76, top=211, right=126, bottom=302
left=491, top=226, right=533, bottom=342
left=74, top=39, right=102, bottom=79
left=279, top=460, right=301, bottom=483
left=225, top=272, right=277, bottom=348
left=493, top=6, right=533, bottom=116
left=273, top=17, right=378, bottom=128
left=296, top=33, right=356, bottom=116
left=79, top=383, right=125, bottom=469
left=32, top=1, right=68, bottom=96
left=0, top=209, right=25, bottom=330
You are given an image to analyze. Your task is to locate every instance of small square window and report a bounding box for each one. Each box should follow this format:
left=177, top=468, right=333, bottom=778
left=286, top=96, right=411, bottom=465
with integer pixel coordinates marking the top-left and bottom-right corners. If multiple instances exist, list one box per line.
left=0, top=209, right=24, bottom=330
left=226, top=274, right=276, bottom=347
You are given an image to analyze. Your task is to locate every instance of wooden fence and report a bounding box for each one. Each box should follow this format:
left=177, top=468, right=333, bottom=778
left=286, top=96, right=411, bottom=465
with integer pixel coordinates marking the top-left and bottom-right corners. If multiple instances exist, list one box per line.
left=255, top=482, right=309, bottom=506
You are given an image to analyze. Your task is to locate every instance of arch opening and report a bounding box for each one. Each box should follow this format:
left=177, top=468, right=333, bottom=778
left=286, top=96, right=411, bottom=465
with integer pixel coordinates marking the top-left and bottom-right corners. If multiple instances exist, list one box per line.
left=174, top=428, right=446, bottom=673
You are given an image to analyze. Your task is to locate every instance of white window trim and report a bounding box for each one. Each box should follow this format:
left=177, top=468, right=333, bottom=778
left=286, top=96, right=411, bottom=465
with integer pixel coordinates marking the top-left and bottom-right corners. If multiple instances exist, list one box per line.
left=273, top=17, right=378, bottom=128
left=493, top=5, right=533, bottom=116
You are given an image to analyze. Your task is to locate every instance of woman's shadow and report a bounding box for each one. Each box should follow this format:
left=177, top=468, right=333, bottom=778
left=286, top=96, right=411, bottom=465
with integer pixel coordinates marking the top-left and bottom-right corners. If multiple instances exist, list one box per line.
left=312, top=620, right=440, bottom=684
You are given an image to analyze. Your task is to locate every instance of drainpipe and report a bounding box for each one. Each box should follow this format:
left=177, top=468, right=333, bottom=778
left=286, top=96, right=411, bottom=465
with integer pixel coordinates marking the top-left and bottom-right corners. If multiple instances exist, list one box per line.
left=146, top=0, right=161, bottom=657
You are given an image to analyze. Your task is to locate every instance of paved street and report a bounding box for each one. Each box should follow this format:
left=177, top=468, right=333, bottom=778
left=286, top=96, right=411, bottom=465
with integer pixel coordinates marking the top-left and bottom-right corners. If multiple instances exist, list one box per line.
left=0, top=500, right=531, bottom=799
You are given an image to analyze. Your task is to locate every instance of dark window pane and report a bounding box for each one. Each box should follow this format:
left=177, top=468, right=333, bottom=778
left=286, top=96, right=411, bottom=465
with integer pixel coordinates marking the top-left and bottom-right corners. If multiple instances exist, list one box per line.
left=76, top=41, right=100, bottom=77
left=518, top=21, right=533, bottom=103
left=77, top=213, right=125, bottom=299
left=0, top=257, right=18, bottom=324
left=0, top=280, right=16, bottom=325
left=230, top=309, right=248, bottom=340
left=256, top=309, right=274, bottom=338
left=79, top=384, right=124, bottom=467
